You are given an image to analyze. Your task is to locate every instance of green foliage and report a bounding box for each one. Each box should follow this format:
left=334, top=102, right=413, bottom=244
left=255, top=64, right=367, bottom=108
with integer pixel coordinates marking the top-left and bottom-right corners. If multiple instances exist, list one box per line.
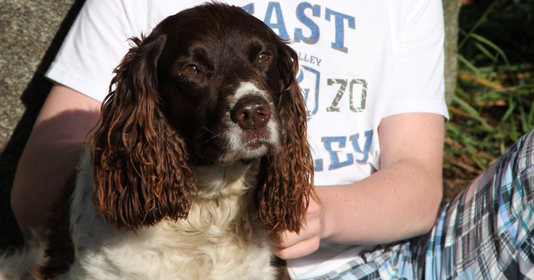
left=459, top=0, right=533, bottom=66
left=445, top=0, right=534, bottom=174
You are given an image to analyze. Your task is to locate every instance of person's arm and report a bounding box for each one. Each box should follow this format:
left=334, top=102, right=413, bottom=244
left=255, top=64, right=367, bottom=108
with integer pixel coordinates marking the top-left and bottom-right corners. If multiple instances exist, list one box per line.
left=11, top=84, right=101, bottom=235
left=270, top=112, right=444, bottom=259
left=11, top=0, right=156, bottom=235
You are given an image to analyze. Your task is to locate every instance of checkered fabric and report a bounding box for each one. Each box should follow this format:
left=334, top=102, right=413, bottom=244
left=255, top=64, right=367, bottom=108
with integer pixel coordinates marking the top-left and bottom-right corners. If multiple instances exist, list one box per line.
left=301, top=129, right=534, bottom=280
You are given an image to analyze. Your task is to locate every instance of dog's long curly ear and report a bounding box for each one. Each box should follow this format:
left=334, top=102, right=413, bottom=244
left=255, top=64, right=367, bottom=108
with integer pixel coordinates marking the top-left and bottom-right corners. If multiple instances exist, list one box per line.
left=256, top=41, right=316, bottom=234
left=90, top=33, right=196, bottom=230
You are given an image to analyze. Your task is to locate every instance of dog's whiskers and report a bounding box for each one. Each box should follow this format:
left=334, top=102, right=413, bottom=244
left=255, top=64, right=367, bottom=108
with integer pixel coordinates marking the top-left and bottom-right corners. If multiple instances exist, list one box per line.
left=197, top=127, right=224, bottom=147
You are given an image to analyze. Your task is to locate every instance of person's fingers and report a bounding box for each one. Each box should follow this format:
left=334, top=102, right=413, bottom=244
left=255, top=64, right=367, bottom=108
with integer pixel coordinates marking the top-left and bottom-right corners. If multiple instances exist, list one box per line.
left=269, top=230, right=321, bottom=260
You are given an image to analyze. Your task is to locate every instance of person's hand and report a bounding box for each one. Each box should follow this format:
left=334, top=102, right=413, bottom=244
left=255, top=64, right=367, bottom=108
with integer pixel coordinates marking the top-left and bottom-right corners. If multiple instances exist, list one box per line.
left=268, top=198, right=324, bottom=260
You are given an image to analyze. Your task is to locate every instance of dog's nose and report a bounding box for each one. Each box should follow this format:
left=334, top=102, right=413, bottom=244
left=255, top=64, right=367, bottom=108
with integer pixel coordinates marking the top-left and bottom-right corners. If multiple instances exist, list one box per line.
left=231, top=96, right=271, bottom=130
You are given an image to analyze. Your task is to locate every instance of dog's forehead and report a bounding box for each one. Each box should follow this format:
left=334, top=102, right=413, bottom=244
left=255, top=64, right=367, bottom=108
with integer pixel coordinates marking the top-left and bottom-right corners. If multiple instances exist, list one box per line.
left=160, top=5, right=275, bottom=45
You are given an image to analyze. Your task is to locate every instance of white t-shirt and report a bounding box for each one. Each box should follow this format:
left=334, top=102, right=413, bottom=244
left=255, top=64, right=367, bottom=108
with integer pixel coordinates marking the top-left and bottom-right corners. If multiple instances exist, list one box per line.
left=46, top=0, right=449, bottom=278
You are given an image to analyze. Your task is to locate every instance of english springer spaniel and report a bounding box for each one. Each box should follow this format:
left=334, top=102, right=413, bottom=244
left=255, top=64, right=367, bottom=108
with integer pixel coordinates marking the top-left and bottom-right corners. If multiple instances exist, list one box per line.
left=0, top=3, right=315, bottom=280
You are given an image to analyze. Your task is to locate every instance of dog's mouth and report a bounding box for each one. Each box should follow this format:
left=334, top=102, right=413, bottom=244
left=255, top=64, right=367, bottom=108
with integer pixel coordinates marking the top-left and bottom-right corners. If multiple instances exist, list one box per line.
left=193, top=127, right=276, bottom=166
left=244, top=138, right=267, bottom=149
left=242, top=137, right=273, bottom=155
left=241, top=127, right=274, bottom=147
left=217, top=137, right=273, bottom=165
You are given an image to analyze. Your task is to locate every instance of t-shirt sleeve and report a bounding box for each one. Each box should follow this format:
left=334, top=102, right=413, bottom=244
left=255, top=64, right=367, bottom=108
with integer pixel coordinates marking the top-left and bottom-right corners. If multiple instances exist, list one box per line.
left=383, top=0, right=449, bottom=120
left=45, top=0, right=148, bottom=102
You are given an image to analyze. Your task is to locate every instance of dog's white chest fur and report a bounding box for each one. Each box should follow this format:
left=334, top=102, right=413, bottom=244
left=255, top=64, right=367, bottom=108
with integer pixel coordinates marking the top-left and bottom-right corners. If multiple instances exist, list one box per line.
left=65, top=154, right=275, bottom=279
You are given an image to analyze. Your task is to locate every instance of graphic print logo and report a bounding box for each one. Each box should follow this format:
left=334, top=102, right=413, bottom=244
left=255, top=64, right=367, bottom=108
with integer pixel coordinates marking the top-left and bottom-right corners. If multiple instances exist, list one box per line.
left=296, top=65, right=320, bottom=119
left=326, top=79, right=368, bottom=113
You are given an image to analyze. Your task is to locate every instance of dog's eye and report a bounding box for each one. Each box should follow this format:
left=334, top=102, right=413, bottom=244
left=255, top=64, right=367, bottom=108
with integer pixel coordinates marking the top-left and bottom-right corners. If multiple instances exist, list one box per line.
left=257, top=52, right=271, bottom=64
left=184, top=65, right=199, bottom=75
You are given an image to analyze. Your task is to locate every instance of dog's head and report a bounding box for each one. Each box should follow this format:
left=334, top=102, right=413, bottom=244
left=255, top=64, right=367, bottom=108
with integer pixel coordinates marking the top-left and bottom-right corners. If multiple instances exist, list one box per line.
left=91, top=3, right=314, bottom=234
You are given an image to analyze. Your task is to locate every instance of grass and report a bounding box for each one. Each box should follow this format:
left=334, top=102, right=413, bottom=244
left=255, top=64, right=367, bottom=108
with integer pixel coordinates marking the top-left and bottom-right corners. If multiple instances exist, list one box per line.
left=442, top=0, right=534, bottom=202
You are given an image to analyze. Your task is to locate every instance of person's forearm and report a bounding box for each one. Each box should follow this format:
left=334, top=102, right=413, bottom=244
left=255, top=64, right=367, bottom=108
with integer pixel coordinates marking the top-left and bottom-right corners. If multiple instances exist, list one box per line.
left=270, top=114, right=445, bottom=260
left=318, top=156, right=443, bottom=245
left=11, top=139, right=86, bottom=234
left=10, top=84, right=101, bottom=235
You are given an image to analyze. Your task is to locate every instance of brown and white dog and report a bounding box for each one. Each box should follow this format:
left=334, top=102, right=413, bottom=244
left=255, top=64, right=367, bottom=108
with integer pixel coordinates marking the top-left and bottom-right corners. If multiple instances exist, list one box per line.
left=0, top=3, right=314, bottom=280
